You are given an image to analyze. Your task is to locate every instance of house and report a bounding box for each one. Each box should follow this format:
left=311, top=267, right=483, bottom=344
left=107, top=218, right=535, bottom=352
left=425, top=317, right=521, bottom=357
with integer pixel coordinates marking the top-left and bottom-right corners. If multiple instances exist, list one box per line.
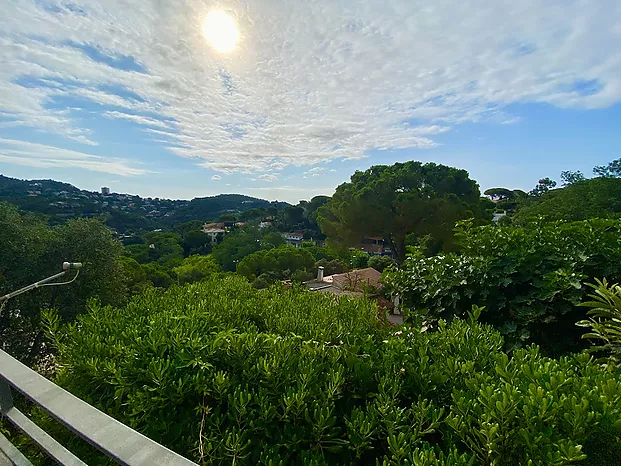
left=202, top=224, right=226, bottom=244
left=358, top=236, right=392, bottom=255
left=202, top=222, right=225, bottom=230
left=282, top=231, right=304, bottom=248
left=360, top=236, right=385, bottom=253
left=259, top=221, right=272, bottom=229
left=305, top=267, right=382, bottom=294
left=304, top=266, right=402, bottom=325
left=327, top=268, right=383, bottom=292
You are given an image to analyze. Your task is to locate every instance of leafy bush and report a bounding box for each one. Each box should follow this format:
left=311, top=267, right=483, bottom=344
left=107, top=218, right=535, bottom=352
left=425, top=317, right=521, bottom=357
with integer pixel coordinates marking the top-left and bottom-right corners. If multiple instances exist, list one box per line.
left=44, top=279, right=621, bottom=465
left=367, top=255, right=396, bottom=272
left=172, top=255, right=220, bottom=285
left=349, top=250, right=370, bottom=268
left=577, top=279, right=621, bottom=366
left=237, top=246, right=316, bottom=281
left=316, top=258, right=350, bottom=275
left=515, top=177, right=621, bottom=223
left=383, top=219, right=621, bottom=354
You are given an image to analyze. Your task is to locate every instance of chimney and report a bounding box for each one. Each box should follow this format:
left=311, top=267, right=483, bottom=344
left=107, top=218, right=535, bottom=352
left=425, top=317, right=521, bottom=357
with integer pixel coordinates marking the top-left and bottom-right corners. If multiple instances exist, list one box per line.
left=317, top=266, right=324, bottom=282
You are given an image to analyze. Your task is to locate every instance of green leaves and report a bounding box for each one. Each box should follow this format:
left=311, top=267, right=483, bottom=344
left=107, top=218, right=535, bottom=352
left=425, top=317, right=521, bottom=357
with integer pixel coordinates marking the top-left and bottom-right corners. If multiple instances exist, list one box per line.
left=384, top=219, right=621, bottom=354
left=0, top=203, right=128, bottom=362
left=47, top=277, right=621, bottom=465
left=577, top=278, right=621, bottom=366
left=318, top=161, right=485, bottom=261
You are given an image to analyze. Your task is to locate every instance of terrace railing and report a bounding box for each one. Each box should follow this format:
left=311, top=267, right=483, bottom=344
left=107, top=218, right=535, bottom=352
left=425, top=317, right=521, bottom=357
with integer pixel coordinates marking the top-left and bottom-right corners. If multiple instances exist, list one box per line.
left=0, top=349, right=198, bottom=466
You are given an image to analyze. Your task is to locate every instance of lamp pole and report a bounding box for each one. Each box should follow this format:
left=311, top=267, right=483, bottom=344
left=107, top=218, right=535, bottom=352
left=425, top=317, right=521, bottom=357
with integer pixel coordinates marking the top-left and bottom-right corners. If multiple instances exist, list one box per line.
left=0, top=262, right=83, bottom=304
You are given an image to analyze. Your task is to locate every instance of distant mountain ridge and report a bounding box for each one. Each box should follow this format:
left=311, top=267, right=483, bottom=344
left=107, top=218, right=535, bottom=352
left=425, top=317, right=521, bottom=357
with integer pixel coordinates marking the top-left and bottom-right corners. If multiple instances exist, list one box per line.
left=0, top=174, right=289, bottom=232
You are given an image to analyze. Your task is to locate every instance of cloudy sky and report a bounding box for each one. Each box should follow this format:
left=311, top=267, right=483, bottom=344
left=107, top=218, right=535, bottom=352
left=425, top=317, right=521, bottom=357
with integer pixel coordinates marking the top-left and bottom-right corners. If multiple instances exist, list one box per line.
left=1, top=0, right=620, bottom=203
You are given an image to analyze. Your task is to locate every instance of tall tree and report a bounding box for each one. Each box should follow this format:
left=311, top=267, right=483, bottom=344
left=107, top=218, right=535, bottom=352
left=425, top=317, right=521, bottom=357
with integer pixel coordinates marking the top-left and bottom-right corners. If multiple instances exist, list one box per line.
left=484, top=188, right=515, bottom=201
left=529, top=177, right=557, bottom=197
left=212, top=227, right=262, bottom=271
left=560, top=170, right=586, bottom=186
left=317, top=162, right=483, bottom=261
left=0, top=203, right=127, bottom=362
left=593, top=158, right=621, bottom=178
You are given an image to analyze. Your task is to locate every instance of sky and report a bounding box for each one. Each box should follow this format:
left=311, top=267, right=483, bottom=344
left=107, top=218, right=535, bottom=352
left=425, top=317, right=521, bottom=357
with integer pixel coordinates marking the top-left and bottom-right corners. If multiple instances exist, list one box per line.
left=1, top=0, right=620, bottom=204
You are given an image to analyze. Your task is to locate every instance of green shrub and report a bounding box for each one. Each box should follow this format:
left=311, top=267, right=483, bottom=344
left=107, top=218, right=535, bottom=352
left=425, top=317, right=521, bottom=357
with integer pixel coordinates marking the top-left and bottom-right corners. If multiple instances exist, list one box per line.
left=237, top=246, right=316, bottom=281
left=367, top=255, right=396, bottom=272
left=349, top=250, right=369, bottom=269
left=172, top=255, right=220, bottom=285
left=577, top=279, right=621, bottom=366
left=43, top=279, right=621, bottom=465
left=383, top=219, right=621, bottom=354
left=316, top=258, right=350, bottom=275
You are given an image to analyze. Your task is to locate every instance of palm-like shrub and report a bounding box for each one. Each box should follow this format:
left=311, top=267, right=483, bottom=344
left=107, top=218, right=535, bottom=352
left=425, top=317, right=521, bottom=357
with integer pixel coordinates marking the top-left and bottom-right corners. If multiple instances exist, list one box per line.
left=577, top=279, right=621, bottom=366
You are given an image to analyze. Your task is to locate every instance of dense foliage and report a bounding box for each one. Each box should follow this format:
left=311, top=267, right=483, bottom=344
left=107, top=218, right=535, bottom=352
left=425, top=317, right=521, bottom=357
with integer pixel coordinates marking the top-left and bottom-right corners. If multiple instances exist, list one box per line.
left=237, top=246, right=316, bottom=285
left=42, top=279, right=621, bottom=465
left=212, top=227, right=263, bottom=271
left=0, top=202, right=126, bottom=362
left=318, top=162, right=488, bottom=261
left=383, top=219, right=621, bottom=355
left=514, top=177, right=621, bottom=223
left=170, top=195, right=286, bottom=226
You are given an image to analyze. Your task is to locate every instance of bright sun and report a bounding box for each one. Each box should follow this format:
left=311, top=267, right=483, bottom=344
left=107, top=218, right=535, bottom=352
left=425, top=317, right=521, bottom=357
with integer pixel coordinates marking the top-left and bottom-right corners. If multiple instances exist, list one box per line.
left=202, top=11, right=239, bottom=53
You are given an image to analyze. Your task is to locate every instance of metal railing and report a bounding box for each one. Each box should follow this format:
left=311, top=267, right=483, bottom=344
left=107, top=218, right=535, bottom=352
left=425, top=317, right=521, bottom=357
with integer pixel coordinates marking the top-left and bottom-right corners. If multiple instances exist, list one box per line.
left=0, top=349, right=198, bottom=466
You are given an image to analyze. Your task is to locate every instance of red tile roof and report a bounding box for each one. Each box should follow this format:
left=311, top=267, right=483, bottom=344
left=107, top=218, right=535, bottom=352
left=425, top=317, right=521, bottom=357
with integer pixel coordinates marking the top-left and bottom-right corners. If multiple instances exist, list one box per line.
left=330, top=268, right=382, bottom=291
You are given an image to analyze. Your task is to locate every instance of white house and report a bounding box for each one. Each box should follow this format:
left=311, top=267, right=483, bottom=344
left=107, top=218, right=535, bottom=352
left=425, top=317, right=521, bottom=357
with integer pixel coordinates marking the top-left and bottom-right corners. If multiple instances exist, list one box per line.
left=282, top=232, right=304, bottom=248
left=202, top=223, right=227, bottom=244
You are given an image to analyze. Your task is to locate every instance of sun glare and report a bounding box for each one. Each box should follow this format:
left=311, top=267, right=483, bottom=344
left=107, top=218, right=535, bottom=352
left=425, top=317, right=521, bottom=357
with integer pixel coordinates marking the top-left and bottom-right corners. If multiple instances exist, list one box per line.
left=202, top=10, right=239, bottom=53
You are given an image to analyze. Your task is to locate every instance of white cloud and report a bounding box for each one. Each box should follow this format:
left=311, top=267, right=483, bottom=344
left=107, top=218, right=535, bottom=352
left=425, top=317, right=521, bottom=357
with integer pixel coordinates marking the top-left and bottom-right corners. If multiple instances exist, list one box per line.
left=258, top=173, right=278, bottom=182
left=211, top=174, right=221, bottom=180
left=0, top=138, right=147, bottom=176
left=1, top=0, right=620, bottom=174
left=303, top=167, right=326, bottom=176
left=102, top=111, right=175, bottom=130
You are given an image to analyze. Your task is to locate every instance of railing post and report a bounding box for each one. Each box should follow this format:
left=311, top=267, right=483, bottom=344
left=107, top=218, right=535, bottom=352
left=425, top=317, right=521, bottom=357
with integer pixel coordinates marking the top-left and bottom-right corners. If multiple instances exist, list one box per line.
left=0, top=379, right=13, bottom=413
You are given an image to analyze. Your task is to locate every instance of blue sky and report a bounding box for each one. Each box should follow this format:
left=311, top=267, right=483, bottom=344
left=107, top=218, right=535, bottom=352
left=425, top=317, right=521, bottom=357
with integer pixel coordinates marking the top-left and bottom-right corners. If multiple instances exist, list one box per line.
left=1, top=1, right=620, bottom=203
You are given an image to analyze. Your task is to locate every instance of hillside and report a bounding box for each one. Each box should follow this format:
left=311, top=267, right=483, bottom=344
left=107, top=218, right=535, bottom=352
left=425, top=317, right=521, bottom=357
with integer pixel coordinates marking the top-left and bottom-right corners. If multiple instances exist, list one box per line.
left=0, top=175, right=288, bottom=232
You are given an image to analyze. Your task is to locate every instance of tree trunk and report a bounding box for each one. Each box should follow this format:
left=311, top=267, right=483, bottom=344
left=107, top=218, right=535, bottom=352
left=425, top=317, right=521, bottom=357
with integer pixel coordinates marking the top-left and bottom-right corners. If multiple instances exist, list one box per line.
left=393, top=234, right=407, bottom=263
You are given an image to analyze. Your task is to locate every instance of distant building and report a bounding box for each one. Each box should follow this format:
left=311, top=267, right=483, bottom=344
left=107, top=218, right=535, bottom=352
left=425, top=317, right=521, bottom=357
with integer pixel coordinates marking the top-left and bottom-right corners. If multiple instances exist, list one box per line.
left=259, top=221, right=272, bottom=229
left=357, top=237, right=394, bottom=257
left=359, top=237, right=385, bottom=254
left=202, top=223, right=227, bottom=244
left=303, top=266, right=403, bottom=323
left=101, top=187, right=111, bottom=195
left=282, top=231, right=304, bottom=248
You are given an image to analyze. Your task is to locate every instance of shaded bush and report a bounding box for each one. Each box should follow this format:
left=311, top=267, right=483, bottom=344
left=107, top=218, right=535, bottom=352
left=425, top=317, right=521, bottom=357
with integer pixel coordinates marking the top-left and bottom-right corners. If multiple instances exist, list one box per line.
left=367, top=255, right=396, bottom=272
left=383, top=219, right=621, bottom=355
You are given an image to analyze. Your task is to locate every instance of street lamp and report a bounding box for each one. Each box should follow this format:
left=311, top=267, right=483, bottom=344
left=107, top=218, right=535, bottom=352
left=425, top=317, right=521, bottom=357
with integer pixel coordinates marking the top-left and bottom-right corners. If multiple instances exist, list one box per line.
left=0, top=262, right=83, bottom=306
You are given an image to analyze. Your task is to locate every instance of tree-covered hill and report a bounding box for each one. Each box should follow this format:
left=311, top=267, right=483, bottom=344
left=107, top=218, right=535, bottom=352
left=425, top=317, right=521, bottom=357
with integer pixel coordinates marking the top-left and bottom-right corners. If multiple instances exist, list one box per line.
left=0, top=174, right=288, bottom=232
left=167, top=194, right=288, bottom=225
